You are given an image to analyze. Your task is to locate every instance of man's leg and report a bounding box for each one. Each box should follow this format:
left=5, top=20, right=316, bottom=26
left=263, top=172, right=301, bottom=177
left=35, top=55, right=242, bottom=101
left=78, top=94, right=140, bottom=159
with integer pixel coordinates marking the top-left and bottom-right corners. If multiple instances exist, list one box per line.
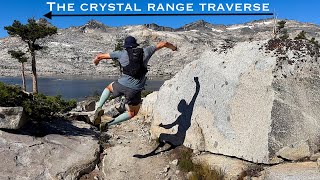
left=97, top=82, right=114, bottom=108
left=107, top=104, right=141, bottom=126
left=99, top=83, right=141, bottom=131
left=94, top=82, right=114, bottom=125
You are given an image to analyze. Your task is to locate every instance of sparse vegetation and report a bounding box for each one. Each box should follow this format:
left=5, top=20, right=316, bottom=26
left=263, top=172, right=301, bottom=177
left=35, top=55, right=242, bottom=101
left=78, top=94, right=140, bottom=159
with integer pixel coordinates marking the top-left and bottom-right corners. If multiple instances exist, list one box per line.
left=295, top=31, right=307, bottom=40
left=189, top=163, right=224, bottom=180
left=0, top=82, right=76, bottom=121
left=277, top=20, right=286, bottom=30
left=219, top=39, right=236, bottom=53
left=279, top=29, right=289, bottom=40
left=277, top=20, right=289, bottom=40
left=177, top=148, right=224, bottom=180
left=238, top=164, right=264, bottom=179
left=141, top=90, right=153, bottom=98
left=178, top=148, right=194, bottom=172
left=112, top=38, right=124, bottom=74
left=23, top=93, right=76, bottom=120
left=309, top=37, right=320, bottom=47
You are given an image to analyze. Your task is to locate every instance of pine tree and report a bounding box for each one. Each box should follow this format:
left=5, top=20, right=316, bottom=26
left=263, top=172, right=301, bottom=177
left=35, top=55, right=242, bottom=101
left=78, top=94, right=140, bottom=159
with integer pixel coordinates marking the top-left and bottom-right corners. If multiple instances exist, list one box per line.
left=277, top=20, right=286, bottom=31
left=277, top=20, right=289, bottom=40
left=112, top=38, right=124, bottom=74
left=295, top=31, right=307, bottom=40
left=4, top=19, right=57, bottom=93
left=8, top=50, right=28, bottom=91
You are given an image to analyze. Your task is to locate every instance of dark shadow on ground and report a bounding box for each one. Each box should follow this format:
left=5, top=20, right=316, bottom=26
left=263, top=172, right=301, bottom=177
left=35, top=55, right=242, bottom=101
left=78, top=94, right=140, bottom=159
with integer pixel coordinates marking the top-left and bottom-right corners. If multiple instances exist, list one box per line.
left=134, top=77, right=200, bottom=158
left=0, top=117, right=99, bottom=138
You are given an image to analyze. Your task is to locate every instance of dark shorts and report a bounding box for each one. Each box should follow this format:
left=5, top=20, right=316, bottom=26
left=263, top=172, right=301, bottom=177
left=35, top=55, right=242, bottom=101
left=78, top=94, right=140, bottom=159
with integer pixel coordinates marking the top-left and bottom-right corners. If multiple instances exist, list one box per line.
left=112, top=81, right=142, bottom=106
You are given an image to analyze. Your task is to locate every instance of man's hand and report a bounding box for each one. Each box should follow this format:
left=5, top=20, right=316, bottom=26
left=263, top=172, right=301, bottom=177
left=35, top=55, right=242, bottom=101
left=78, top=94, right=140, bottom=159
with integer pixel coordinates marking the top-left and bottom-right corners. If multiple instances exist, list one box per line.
left=159, top=123, right=165, bottom=128
left=93, top=53, right=111, bottom=66
left=156, top=41, right=178, bottom=51
left=194, top=77, right=200, bottom=89
left=93, top=55, right=101, bottom=66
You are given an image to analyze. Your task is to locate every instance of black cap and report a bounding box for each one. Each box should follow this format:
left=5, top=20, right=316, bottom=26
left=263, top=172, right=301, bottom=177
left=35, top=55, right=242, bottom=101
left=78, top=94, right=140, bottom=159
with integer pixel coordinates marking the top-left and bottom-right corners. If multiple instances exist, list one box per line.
left=123, top=36, right=139, bottom=48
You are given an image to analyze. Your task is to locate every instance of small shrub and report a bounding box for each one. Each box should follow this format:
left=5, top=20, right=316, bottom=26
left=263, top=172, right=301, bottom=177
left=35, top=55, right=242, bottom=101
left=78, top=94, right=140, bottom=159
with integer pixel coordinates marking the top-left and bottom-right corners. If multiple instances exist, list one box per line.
left=238, top=164, right=264, bottom=179
left=0, top=82, right=25, bottom=106
left=279, top=29, right=289, bottom=40
left=277, top=20, right=286, bottom=30
left=309, top=37, right=320, bottom=47
left=177, top=147, right=224, bottom=180
left=295, top=31, right=307, bottom=40
left=0, top=82, right=76, bottom=121
left=141, top=90, right=153, bottom=98
left=190, top=163, right=224, bottom=180
left=23, top=94, right=76, bottom=120
left=179, top=148, right=194, bottom=172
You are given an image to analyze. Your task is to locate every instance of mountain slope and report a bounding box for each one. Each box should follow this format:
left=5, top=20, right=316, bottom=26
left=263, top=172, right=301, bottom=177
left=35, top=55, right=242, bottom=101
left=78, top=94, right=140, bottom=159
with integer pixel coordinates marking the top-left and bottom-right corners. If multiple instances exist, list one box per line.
left=0, top=19, right=319, bottom=78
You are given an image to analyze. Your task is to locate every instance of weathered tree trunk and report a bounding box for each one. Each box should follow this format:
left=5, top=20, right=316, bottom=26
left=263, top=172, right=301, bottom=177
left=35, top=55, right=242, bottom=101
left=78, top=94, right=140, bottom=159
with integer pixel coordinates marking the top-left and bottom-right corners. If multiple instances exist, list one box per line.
left=30, top=50, right=38, bottom=93
left=21, top=62, right=26, bottom=91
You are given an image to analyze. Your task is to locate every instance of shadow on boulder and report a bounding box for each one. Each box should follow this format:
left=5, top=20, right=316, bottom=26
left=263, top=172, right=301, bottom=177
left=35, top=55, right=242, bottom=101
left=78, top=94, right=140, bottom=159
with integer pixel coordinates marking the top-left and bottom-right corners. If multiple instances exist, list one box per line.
left=134, top=77, right=200, bottom=158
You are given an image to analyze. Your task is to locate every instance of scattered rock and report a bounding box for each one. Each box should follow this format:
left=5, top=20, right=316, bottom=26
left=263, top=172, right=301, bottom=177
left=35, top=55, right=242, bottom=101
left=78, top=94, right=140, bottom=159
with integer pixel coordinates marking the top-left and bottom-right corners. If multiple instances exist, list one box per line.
left=192, top=153, right=253, bottom=179
left=186, top=172, right=193, bottom=179
left=0, top=107, right=27, bottom=129
left=74, top=100, right=96, bottom=112
left=171, top=159, right=178, bottom=166
left=259, top=162, right=320, bottom=180
left=276, top=141, right=311, bottom=161
left=309, top=152, right=320, bottom=161
left=163, top=165, right=170, bottom=172
left=103, top=97, right=126, bottom=117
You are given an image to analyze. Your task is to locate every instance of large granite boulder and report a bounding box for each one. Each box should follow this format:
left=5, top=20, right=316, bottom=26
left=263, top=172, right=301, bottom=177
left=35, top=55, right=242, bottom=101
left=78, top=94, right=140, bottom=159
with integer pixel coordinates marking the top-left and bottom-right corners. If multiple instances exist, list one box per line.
left=0, top=107, right=27, bottom=129
left=0, top=119, right=100, bottom=180
left=150, top=40, right=320, bottom=164
left=139, top=91, right=159, bottom=122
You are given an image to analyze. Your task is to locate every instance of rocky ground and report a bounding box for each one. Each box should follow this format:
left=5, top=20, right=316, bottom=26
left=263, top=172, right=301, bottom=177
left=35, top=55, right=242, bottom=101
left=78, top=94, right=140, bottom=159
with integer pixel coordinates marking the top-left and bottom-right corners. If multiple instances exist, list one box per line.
left=0, top=107, right=186, bottom=180
left=98, top=116, right=184, bottom=180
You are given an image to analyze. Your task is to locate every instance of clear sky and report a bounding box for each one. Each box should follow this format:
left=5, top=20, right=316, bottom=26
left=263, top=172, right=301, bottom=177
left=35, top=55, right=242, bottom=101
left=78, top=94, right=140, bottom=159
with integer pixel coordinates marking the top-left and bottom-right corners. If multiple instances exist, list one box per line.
left=0, top=0, right=319, bottom=38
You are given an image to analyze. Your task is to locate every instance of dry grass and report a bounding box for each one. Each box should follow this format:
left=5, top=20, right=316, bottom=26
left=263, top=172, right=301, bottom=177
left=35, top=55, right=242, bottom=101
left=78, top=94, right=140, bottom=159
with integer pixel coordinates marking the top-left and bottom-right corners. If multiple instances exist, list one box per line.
left=189, top=163, right=224, bottom=180
left=176, top=147, right=224, bottom=180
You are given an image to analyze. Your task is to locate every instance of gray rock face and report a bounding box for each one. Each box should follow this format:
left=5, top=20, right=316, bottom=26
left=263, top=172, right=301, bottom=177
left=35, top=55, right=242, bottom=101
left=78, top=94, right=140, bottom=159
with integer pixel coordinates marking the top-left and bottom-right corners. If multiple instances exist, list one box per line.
left=0, top=107, right=27, bottom=129
left=150, top=40, right=320, bottom=164
left=0, top=119, right=100, bottom=180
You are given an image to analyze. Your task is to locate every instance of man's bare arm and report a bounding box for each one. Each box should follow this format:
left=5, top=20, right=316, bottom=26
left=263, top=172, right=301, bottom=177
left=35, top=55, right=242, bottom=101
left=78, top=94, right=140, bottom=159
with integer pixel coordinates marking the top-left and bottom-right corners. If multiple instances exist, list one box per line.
left=156, top=41, right=177, bottom=51
left=93, top=53, right=111, bottom=66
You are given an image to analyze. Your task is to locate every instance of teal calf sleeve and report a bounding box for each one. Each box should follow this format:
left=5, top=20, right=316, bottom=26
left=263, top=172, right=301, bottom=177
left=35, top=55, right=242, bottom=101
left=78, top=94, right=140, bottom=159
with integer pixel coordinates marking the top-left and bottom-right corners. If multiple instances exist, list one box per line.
left=97, top=88, right=111, bottom=108
left=108, top=111, right=131, bottom=126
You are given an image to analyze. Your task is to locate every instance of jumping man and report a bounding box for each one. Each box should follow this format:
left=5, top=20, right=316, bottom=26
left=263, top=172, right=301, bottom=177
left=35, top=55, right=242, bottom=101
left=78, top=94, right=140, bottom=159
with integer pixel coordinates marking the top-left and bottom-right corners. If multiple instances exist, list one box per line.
left=93, top=36, right=177, bottom=131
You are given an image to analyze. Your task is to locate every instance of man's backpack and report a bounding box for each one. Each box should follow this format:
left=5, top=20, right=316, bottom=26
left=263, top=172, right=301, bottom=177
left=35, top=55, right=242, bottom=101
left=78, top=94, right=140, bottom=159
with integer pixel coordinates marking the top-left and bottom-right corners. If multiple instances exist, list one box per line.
left=123, top=48, right=148, bottom=79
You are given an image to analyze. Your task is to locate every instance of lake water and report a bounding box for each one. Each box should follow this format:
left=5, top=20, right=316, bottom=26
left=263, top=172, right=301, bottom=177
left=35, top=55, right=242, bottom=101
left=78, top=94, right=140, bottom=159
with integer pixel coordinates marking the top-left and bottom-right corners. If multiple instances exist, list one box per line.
left=0, top=76, right=165, bottom=100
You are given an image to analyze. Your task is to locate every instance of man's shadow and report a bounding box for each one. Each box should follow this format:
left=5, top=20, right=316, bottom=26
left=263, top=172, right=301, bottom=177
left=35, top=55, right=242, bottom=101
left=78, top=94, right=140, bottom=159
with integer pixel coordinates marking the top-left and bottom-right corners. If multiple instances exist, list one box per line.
left=134, top=77, right=200, bottom=158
